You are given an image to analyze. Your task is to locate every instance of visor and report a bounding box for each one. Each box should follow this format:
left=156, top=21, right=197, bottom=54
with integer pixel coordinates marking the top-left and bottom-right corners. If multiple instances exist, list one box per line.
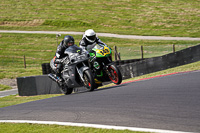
left=68, top=42, right=74, bottom=46
left=86, top=35, right=96, bottom=41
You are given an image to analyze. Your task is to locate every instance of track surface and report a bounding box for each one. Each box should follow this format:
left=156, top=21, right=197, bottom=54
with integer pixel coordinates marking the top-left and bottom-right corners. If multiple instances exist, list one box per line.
left=0, top=71, right=200, bottom=132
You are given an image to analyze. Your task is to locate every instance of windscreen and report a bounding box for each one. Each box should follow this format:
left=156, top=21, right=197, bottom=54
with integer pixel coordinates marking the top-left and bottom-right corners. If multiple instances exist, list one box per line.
left=64, top=45, right=82, bottom=54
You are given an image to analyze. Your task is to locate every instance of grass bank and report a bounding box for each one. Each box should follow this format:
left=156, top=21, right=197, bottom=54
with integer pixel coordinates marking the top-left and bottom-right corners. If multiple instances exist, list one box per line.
left=0, top=0, right=199, bottom=37
left=0, top=84, right=12, bottom=91
left=0, top=33, right=199, bottom=79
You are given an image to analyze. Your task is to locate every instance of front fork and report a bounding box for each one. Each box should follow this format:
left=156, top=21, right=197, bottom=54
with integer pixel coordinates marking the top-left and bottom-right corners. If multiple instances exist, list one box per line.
left=76, top=63, right=90, bottom=87
left=105, top=65, right=111, bottom=77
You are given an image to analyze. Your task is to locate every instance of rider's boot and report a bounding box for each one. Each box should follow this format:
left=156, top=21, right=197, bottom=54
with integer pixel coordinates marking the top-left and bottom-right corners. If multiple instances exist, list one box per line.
left=94, top=78, right=103, bottom=87
left=56, top=72, right=63, bottom=86
left=57, top=78, right=63, bottom=87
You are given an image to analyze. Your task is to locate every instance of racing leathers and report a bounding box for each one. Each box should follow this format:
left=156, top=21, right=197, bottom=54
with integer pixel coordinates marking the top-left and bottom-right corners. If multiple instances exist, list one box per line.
left=50, top=40, right=69, bottom=77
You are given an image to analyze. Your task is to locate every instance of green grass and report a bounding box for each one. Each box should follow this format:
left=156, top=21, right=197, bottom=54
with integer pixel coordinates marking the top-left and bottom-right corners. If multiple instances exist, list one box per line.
left=0, top=84, right=12, bottom=91
left=0, top=94, right=62, bottom=108
left=0, top=123, right=145, bottom=133
left=0, top=0, right=199, bottom=37
left=0, top=33, right=199, bottom=79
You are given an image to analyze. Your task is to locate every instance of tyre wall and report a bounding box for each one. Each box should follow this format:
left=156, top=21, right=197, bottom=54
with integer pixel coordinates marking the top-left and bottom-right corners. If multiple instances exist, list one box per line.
left=17, top=44, right=200, bottom=96
left=17, top=75, right=61, bottom=96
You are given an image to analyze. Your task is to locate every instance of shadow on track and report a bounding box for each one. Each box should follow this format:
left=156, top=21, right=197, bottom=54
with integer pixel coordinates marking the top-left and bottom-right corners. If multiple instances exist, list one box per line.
left=69, top=84, right=128, bottom=96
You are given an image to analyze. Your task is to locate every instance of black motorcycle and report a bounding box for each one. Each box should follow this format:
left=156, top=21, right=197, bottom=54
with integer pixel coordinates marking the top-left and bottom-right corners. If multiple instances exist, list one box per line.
left=49, top=45, right=95, bottom=95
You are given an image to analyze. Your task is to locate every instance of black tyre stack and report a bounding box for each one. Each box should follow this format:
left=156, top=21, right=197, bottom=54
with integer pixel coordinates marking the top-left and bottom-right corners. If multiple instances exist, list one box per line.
left=42, top=63, right=51, bottom=75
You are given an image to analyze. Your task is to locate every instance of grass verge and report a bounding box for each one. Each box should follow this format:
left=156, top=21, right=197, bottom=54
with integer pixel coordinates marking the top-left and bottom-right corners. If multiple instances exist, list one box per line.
left=0, top=123, right=145, bottom=133
left=0, top=84, right=12, bottom=91
left=0, top=33, right=199, bottom=79
left=0, top=94, right=62, bottom=108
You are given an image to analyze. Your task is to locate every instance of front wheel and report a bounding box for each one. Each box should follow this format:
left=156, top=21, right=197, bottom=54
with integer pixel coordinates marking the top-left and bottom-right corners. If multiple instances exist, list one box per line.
left=107, top=64, right=122, bottom=85
left=60, top=84, right=73, bottom=95
left=83, top=70, right=95, bottom=91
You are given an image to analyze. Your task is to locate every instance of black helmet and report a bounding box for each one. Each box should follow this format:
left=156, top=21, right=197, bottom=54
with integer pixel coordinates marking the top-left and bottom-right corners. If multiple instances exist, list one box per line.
left=63, top=35, right=74, bottom=46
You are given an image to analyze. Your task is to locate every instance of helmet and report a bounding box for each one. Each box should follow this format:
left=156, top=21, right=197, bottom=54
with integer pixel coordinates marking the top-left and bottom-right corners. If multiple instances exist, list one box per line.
left=85, top=29, right=96, bottom=43
left=63, top=35, right=74, bottom=46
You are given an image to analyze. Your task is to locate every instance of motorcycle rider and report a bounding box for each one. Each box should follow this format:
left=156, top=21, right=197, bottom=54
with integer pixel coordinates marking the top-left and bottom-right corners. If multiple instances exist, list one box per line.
left=51, top=35, right=75, bottom=84
left=79, top=29, right=108, bottom=51
left=79, top=29, right=110, bottom=85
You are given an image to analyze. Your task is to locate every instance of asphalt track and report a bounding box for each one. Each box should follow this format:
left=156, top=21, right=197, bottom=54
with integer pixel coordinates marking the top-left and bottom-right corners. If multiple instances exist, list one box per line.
left=0, top=71, right=200, bottom=132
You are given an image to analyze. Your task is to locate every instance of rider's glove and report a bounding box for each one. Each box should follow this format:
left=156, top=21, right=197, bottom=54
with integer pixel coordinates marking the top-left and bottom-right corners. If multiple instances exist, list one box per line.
left=54, top=59, right=63, bottom=64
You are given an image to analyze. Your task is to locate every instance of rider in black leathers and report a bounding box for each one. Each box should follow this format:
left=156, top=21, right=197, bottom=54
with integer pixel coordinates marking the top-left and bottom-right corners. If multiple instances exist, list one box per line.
left=51, top=35, right=75, bottom=82
left=79, top=29, right=108, bottom=51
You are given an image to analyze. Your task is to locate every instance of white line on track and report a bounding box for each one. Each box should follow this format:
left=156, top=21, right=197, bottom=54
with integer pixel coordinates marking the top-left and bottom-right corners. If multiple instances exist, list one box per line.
left=0, top=120, right=195, bottom=133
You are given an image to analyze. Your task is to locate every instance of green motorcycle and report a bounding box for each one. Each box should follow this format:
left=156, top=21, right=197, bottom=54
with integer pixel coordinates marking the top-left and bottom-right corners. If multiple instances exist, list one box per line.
left=89, top=44, right=122, bottom=87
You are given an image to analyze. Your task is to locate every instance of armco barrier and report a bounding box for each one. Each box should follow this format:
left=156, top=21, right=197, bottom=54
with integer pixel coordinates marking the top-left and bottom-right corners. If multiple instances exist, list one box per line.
left=17, top=44, right=200, bottom=96
left=118, top=44, right=200, bottom=79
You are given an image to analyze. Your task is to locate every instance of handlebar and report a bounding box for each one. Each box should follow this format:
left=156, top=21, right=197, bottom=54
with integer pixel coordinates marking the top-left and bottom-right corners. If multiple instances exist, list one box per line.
left=54, top=56, right=68, bottom=64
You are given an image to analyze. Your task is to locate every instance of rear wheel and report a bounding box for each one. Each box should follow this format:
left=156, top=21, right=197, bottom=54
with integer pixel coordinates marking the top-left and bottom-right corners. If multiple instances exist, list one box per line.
left=107, top=64, right=122, bottom=85
left=83, top=70, right=95, bottom=91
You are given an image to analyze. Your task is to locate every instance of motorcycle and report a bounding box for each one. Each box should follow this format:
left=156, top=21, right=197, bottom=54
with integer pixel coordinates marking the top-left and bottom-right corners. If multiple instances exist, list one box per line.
left=49, top=45, right=95, bottom=95
left=89, top=43, right=122, bottom=87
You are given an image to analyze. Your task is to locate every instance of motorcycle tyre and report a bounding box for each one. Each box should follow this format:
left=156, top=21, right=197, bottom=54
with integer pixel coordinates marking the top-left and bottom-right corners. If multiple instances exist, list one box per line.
left=83, top=70, right=95, bottom=91
left=107, top=64, right=122, bottom=85
left=60, top=84, right=73, bottom=95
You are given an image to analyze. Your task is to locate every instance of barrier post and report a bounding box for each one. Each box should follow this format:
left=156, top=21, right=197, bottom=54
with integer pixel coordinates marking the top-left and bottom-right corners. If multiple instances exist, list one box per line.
left=118, top=52, right=121, bottom=60
left=114, top=46, right=121, bottom=61
left=141, top=46, right=144, bottom=59
left=23, top=55, right=26, bottom=68
left=114, top=46, right=117, bottom=61
left=173, top=44, right=176, bottom=53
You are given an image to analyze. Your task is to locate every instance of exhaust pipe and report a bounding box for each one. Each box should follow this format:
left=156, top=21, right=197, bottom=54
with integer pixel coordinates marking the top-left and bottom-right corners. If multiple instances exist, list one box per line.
left=48, top=73, right=58, bottom=82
